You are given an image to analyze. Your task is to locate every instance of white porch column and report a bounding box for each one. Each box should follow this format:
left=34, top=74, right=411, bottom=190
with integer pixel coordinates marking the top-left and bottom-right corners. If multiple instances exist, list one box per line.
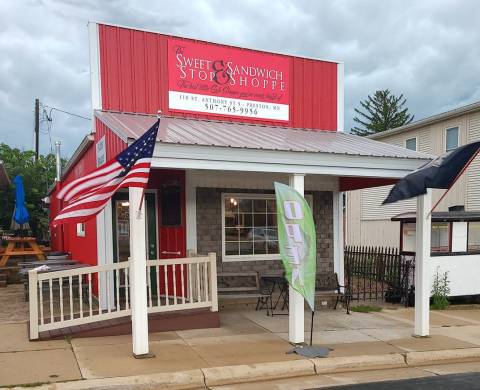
left=288, top=173, right=305, bottom=344
left=185, top=171, right=197, bottom=254
left=414, top=189, right=431, bottom=337
left=96, top=203, right=114, bottom=310
left=333, top=191, right=345, bottom=292
left=129, top=187, right=150, bottom=357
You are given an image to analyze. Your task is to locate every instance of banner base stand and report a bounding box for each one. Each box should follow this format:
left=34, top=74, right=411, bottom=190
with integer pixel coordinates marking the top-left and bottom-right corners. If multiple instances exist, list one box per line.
left=286, top=345, right=330, bottom=358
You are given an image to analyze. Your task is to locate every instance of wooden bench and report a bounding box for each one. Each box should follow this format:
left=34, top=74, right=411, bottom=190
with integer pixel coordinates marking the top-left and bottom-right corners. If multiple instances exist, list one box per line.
left=217, top=272, right=273, bottom=315
left=315, top=272, right=351, bottom=314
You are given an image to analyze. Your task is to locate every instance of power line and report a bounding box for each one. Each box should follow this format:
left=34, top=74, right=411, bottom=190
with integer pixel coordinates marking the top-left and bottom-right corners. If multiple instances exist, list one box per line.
left=42, top=105, right=91, bottom=121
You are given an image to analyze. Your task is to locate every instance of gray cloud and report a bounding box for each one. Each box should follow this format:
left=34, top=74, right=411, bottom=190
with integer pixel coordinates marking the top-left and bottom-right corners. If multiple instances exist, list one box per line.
left=1, top=0, right=479, bottom=157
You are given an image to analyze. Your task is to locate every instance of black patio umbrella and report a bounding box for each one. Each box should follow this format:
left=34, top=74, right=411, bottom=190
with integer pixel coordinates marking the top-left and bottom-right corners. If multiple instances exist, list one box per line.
left=383, top=141, right=480, bottom=205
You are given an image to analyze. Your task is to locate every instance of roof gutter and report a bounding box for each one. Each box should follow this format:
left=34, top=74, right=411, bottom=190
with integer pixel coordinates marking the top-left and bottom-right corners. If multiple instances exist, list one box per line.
left=369, top=100, right=480, bottom=140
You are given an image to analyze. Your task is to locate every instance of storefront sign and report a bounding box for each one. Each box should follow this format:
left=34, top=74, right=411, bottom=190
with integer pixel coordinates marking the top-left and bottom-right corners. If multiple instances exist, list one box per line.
left=168, top=39, right=290, bottom=121
left=96, top=136, right=106, bottom=167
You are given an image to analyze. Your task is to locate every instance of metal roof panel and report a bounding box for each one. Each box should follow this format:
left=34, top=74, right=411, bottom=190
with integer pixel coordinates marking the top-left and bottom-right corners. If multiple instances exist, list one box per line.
left=94, top=110, right=434, bottom=160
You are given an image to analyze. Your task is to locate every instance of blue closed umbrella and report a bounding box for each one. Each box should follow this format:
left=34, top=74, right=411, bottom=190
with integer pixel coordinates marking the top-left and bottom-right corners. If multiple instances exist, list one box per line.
left=11, top=175, right=30, bottom=233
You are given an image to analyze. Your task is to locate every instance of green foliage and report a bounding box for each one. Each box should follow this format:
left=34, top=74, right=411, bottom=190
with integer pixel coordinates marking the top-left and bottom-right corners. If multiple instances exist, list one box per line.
left=0, top=143, right=66, bottom=240
left=350, top=305, right=382, bottom=313
left=431, top=267, right=450, bottom=310
left=351, top=89, right=414, bottom=136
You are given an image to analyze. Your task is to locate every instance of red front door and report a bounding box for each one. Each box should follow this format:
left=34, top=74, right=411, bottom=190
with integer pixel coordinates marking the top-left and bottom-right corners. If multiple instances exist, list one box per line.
left=157, top=170, right=186, bottom=259
left=155, top=170, right=186, bottom=297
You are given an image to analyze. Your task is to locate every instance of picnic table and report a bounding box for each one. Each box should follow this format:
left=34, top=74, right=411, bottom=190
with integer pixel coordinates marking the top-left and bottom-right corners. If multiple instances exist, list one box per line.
left=0, top=237, right=45, bottom=267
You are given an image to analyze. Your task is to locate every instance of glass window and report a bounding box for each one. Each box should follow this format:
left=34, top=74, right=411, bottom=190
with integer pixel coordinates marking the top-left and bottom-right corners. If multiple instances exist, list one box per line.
left=468, top=222, right=480, bottom=252
left=446, top=127, right=459, bottom=151
left=76, top=222, right=86, bottom=237
left=405, top=137, right=417, bottom=151
left=223, top=195, right=278, bottom=258
left=161, top=180, right=182, bottom=226
left=431, top=222, right=450, bottom=253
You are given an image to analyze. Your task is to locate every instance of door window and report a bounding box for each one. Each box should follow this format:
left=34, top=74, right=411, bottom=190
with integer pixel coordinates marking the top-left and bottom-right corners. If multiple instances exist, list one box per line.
left=161, top=180, right=182, bottom=226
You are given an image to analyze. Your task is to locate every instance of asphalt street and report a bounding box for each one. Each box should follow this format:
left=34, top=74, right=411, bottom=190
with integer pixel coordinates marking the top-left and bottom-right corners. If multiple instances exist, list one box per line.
left=318, top=372, right=480, bottom=390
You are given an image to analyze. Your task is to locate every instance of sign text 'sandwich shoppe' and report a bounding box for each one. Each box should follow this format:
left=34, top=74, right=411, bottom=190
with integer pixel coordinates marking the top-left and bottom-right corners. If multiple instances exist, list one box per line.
left=168, top=39, right=290, bottom=121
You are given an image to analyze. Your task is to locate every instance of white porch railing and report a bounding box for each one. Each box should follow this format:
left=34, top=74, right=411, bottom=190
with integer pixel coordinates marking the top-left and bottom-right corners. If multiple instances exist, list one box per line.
left=146, top=253, right=218, bottom=314
left=29, top=262, right=131, bottom=340
left=29, top=253, right=218, bottom=340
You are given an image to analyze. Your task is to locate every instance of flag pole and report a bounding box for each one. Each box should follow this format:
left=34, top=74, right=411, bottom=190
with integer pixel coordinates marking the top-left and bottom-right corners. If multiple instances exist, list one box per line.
left=428, top=147, right=480, bottom=217
left=137, top=111, right=161, bottom=216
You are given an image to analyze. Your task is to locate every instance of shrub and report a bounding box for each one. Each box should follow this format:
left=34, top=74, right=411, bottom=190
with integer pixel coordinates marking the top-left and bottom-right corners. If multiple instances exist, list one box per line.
left=431, top=267, right=450, bottom=310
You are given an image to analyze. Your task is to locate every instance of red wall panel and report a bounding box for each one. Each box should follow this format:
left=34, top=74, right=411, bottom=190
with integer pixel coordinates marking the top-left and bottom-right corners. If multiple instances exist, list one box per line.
left=49, top=119, right=127, bottom=265
left=98, top=24, right=338, bottom=130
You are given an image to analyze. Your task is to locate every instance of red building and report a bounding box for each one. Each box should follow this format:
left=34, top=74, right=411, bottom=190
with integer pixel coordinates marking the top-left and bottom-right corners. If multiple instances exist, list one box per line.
left=44, top=22, right=431, bottom=354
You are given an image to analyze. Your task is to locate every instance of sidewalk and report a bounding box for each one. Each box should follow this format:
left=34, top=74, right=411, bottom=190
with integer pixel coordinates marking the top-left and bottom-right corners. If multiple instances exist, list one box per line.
left=2, top=285, right=480, bottom=387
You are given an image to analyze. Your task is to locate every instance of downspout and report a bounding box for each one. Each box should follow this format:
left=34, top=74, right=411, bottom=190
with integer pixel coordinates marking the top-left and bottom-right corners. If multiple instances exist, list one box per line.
left=55, top=141, right=65, bottom=251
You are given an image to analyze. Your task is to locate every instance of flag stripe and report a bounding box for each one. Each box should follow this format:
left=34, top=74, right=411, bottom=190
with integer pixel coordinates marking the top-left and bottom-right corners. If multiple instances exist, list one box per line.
left=52, top=120, right=159, bottom=227
left=57, top=160, right=122, bottom=199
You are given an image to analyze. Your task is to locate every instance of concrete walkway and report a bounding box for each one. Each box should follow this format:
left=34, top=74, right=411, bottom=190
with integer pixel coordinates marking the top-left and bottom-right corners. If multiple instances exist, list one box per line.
left=2, top=285, right=480, bottom=387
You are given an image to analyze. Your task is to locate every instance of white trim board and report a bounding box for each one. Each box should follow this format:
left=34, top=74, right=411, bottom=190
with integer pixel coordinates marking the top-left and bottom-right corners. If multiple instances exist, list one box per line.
left=88, top=22, right=102, bottom=122
left=337, top=63, right=344, bottom=132
left=152, top=144, right=429, bottom=178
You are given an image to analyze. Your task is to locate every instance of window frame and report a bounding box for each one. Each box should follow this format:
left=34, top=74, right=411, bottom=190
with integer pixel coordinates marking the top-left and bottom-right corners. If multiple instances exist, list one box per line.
left=467, top=221, right=480, bottom=254
left=405, top=137, right=417, bottom=151
left=221, top=192, right=313, bottom=262
left=430, top=221, right=452, bottom=255
left=76, top=222, right=86, bottom=237
left=445, top=126, right=459, bottom=152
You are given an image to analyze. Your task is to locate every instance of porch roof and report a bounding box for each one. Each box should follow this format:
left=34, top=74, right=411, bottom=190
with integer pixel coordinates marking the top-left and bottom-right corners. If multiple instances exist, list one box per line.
left=95, top=110, right=432, bottom=160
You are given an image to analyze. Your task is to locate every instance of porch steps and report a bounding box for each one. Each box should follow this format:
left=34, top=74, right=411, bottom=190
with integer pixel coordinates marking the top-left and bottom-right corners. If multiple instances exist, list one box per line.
left=34, top=308, right=220, bottom=341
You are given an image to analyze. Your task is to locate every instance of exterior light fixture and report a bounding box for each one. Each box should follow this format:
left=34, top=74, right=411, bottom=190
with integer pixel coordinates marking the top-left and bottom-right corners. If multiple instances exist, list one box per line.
left=121, top=201, right=130, bottom=207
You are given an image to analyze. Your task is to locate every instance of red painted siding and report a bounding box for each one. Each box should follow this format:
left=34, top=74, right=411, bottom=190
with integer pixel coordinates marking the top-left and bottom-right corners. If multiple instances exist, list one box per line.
left=98, top=24, right=338, bottom=130
left=49, top=119, right=127, bottom=265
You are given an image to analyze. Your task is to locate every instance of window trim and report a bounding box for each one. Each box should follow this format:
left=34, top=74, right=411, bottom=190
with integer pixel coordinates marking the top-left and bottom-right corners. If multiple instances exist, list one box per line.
left=405, top=136, right=417, bottom=151
left=467, top=221, right=480, bottom=254
left=445, top=126, right=459, bottom=152
left=221, top=192, right=313, bottom=262
left=430, top=221, right=452, bottom=254
left=76, top=222, right=86, bottom=237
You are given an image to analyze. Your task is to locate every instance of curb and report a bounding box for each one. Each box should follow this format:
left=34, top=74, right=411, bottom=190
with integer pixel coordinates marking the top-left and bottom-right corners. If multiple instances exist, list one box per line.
left=312, top=353, right=406, bottom=374
left=406, top=347, right=480, bottom=366
left=203, top=359, right=316, bottom=387
left=5, top=348, right=480, bottom=389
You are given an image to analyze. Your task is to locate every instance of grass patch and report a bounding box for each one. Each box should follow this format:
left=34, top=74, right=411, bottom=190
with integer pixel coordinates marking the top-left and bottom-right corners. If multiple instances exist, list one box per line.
left=350, top=305, right=383, bottom=313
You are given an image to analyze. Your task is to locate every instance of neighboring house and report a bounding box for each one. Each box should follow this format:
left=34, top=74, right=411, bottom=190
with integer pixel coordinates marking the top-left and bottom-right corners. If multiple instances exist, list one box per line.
left=346, top=101, right=480, bottom=248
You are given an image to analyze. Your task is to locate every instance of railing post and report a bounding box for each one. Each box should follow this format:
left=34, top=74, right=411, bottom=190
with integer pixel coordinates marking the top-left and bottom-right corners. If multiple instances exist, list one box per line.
left=28, top=269, right=39, bottom=340
left=208, top=252, right=218, bottom=312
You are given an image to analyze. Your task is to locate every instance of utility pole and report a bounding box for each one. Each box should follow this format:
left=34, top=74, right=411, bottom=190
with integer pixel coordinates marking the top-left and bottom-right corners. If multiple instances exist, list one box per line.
left=34, top=98, right=40, bottom=161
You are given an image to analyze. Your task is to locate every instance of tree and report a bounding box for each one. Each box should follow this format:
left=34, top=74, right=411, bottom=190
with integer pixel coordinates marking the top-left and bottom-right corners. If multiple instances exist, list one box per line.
left=351, top=89, right=414, bottom=136
left=0, top=144, right=66, bottom=240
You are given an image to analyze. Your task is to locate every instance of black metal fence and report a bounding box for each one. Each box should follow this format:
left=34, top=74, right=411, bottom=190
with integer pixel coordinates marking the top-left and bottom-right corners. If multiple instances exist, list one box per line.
left=344, top=246, right=415, bottom=306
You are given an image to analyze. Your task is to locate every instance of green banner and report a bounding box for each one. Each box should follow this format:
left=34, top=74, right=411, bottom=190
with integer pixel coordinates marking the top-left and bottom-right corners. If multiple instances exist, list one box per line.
left=274, top=182, right=317, bottom=311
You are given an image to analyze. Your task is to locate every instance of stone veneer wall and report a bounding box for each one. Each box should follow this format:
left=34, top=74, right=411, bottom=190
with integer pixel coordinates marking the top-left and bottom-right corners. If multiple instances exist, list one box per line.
left=196, top=188, right=334, bottom=274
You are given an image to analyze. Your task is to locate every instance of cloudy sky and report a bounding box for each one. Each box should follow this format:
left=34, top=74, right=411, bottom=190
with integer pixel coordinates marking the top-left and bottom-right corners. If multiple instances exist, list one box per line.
left=1, top=0, right=479, bottom=157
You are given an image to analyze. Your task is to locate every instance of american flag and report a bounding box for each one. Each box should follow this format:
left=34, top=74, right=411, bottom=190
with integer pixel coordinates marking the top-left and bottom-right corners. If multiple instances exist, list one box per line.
left=53, top=119, right=160, bottom=226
